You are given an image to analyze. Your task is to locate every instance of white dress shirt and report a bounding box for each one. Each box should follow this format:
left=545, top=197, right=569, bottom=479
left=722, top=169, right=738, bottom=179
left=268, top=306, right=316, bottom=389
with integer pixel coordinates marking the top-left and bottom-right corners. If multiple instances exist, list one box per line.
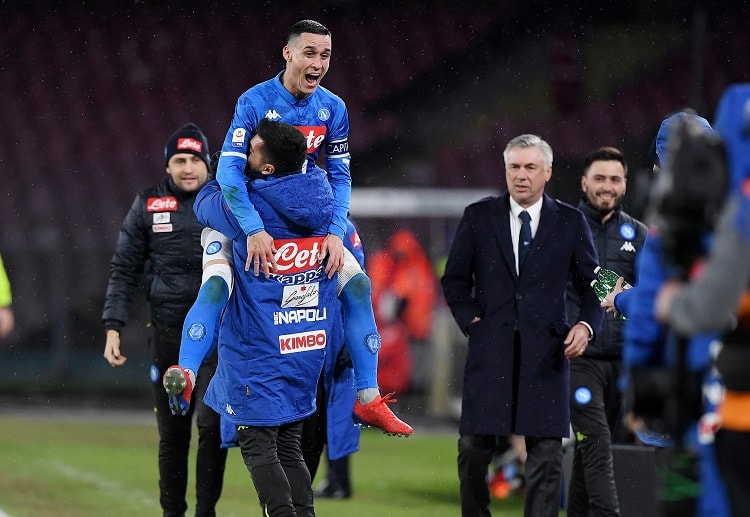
left=509, top=196, right=543, bottom=275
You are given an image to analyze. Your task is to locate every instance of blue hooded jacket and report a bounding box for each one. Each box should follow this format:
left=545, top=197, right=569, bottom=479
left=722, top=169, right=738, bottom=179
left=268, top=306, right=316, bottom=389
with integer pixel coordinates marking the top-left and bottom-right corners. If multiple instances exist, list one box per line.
left=194, top=165, right=338, bottom=426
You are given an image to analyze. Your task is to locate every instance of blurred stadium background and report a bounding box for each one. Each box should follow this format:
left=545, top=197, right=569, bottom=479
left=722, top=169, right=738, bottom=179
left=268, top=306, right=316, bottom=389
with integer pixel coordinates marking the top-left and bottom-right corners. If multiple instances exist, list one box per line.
left=0, top=0, right=747, bottom=412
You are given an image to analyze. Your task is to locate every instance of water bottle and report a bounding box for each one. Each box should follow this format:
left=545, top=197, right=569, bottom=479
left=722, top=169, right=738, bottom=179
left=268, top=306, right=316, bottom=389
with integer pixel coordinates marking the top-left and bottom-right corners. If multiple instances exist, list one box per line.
left=594, top=266, right=633, bottom=292
left=591, top=266, right=632, bottom=319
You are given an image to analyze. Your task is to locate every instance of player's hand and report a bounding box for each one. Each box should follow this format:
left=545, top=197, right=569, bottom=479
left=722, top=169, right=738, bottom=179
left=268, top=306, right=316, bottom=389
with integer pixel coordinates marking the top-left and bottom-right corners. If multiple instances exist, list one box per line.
left=563, top=323, right=590, bottom=359
left=321, top=233, right=344, bottom=278
left=246, top=231, right=277, bottom=277
left=103, top=329, right=127, bottom=367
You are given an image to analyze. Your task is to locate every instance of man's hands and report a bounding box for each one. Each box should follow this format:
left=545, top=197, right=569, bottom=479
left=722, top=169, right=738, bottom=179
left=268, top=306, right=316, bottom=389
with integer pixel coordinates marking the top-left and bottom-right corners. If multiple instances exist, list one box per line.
left=563, top=323, right=591, bottom=359
left=244, top=231, right=344, bottom=279
left=321, top=233, right=344, bottom=278
left=103, top=329, right=127, bottom=367
left=245, top=231, right=277, bottom=277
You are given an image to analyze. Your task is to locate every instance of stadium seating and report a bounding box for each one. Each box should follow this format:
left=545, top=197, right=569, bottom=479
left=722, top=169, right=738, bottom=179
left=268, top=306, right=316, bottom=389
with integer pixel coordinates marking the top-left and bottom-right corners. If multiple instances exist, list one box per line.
left=1, top=2, right=748, bottom=363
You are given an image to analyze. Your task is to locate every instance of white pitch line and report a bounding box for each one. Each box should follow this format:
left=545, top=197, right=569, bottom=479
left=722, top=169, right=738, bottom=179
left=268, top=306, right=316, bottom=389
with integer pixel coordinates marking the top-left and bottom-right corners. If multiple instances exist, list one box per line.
left=47, top=459, right=157, bottom=509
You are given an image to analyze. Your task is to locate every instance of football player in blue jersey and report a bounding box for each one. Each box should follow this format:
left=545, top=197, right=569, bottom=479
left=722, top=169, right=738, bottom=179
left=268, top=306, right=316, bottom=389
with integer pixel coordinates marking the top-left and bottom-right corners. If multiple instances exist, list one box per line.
left=209, top=19, right=411, bottom=435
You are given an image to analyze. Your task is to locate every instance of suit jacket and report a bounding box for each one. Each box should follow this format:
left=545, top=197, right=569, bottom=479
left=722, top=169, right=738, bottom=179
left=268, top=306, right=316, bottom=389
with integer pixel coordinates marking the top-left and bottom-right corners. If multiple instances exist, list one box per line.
left=441, top=193, right=603, bottom=437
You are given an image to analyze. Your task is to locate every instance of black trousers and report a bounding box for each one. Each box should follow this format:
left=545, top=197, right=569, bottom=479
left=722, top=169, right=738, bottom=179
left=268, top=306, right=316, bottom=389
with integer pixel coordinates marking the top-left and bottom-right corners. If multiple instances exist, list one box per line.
left=300, top=366, right=353, bottom=495
left=300, top=374, right=327, bottom=480
left=715, top=429, right=750, bottom=517
left=458, top=434, right=562, bottom=517
left=150, top=328, right=227, bottom=517
left=567, top=358, right=622, bottom=516
left=236, top=420, right=314, bottom=517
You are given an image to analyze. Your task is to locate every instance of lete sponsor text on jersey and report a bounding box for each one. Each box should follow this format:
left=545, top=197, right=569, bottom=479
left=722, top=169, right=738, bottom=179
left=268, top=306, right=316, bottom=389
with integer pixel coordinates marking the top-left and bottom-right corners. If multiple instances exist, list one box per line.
left=296, top=126, right=326, bottom=154
left=146, top=196, right=178, bottom=212
left=272, top=237, right=325, bottom=274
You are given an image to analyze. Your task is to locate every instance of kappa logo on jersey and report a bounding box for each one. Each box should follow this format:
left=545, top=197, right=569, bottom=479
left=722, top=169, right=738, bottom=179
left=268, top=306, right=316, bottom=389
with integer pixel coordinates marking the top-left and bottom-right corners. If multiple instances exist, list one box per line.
left=265, top=110, right=282, bottom=121
left=231, top=128, right=246, bottom=147
left=279, top=329, right=327, bottom=354
left=146, top=196, right=178, bottom=212
left=620, top=241, right=637, bottom=253
left=152, top=224, right=173, bottom=233
left=296, top=126, right=327, bottom=153
left=281, top=283, right=319, bottom=308
left=274, top=308, right=328, bottom=325
left=177, top=137, right=203, bottom=153
left=153, top=212, right=170, bottom=224
left=272, top=237, right=324, bottom=274
left=270, top=268, right=326, bottom=285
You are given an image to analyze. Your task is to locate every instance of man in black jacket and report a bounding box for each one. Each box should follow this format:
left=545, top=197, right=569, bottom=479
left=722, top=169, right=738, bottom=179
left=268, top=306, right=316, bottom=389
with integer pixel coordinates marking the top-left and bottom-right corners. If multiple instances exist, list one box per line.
left=565, top=146, right=647, bottom=516
left=102, top=123, right=227, bottom=517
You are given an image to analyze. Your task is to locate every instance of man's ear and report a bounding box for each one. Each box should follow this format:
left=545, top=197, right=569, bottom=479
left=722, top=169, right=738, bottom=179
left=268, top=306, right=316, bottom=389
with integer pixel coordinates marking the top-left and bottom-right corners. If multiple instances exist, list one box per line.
left=282, top=45, right=291, bottom=63
left=261, top=163, right=275, bottom=176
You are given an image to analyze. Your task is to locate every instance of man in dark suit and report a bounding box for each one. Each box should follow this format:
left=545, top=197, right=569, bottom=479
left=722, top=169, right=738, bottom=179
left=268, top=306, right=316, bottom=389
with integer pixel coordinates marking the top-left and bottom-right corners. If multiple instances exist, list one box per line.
left=441, top=134, right=603, bottom=517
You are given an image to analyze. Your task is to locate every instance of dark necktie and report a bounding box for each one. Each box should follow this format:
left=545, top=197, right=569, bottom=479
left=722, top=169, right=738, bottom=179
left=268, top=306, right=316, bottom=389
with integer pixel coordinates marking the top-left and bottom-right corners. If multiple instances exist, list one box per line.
left=518, top=210, right=532, bottom=269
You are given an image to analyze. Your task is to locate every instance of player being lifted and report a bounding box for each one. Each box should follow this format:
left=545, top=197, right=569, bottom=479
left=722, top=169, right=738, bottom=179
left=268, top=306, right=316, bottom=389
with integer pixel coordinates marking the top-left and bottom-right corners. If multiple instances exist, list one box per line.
left=165, top=20, right=412, bottom=436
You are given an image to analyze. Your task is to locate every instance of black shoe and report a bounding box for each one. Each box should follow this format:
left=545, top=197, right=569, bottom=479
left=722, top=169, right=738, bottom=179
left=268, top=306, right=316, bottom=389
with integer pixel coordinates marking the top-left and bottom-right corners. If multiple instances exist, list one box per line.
left=313, top=479, right=351, bottom=499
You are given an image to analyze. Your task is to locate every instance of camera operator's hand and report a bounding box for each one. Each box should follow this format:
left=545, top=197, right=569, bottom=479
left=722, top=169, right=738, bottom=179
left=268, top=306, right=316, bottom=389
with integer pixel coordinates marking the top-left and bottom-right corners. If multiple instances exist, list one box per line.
left=655, top=280, right=684, bottom=323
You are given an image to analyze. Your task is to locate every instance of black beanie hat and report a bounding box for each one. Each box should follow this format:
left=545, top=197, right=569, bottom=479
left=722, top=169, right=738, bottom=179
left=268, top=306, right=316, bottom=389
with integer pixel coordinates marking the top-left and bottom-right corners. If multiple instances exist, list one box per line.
left=164, top=123, right=210, bottom=169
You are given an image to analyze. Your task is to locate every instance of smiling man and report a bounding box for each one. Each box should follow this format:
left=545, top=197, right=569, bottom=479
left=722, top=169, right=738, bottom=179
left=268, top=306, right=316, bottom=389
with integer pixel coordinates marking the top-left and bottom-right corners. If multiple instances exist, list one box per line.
left=102, top=122, right=227, bottom=517
left=565, top=146, right=648, bottom=517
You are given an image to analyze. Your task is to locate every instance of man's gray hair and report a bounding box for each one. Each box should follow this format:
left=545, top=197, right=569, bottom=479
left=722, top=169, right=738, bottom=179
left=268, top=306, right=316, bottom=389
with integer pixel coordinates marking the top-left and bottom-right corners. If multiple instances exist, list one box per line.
left=503, top=134, right=553, bottom=167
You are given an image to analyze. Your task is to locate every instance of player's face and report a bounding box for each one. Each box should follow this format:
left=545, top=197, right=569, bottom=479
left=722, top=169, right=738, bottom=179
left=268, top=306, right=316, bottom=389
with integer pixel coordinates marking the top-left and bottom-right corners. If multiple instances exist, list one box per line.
left=581, top=160, right=626, bottom=213
left=505, top=146, right=551, bottom=208
left=166, top=153, right=208, bottom=192
left=245, top=134, right=269, bottom=176
left=282, top=32, right=331, bottom=99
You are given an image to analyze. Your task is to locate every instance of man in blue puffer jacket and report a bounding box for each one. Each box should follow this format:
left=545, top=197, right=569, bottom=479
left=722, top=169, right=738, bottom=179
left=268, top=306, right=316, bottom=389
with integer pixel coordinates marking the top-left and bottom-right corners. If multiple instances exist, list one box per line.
left=190, top=119, right=337, bottom=516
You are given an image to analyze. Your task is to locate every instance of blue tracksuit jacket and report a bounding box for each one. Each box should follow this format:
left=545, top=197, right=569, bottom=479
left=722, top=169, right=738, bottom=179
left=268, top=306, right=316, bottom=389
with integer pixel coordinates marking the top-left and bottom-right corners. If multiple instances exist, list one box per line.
left=194, top=166, right=337, bottom=426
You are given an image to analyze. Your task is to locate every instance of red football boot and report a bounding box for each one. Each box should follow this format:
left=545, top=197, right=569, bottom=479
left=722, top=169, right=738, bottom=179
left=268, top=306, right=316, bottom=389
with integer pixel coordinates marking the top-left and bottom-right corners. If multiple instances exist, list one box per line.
left=353, top=392, right=413, bottom=436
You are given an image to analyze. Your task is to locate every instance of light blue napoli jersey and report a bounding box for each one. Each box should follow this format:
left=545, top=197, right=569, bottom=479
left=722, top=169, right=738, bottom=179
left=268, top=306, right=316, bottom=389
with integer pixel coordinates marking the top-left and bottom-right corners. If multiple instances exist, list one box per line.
left=217, top=71, right=351, bottom=240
